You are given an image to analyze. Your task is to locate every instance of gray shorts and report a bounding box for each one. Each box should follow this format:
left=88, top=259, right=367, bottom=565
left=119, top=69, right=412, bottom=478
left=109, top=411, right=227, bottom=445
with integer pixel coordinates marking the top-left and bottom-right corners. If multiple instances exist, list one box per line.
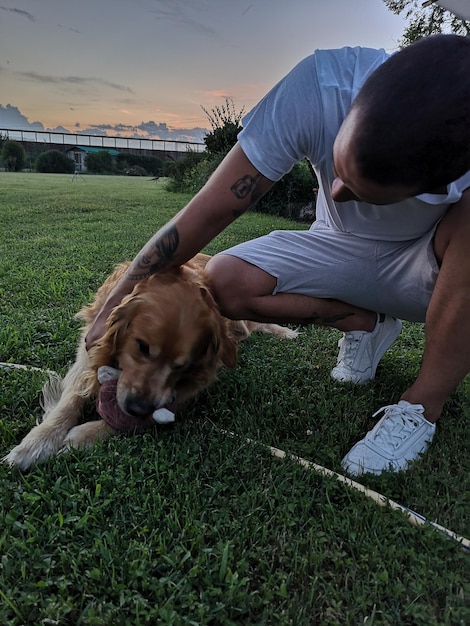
left=218, top=226, right=440, bottom=322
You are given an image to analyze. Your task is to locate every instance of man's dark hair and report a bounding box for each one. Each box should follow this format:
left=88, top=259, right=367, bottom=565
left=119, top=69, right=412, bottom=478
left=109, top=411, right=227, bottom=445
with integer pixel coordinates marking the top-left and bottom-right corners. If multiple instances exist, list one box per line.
left=351, top=34, right=470, bottom=191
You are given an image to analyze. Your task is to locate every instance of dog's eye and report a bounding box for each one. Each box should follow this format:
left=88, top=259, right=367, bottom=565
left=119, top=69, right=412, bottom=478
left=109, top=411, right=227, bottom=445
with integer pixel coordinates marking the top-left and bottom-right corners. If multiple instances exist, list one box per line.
left=136, top=339, right=150, bottom=357
left=172, top=362, right=187, bottom=371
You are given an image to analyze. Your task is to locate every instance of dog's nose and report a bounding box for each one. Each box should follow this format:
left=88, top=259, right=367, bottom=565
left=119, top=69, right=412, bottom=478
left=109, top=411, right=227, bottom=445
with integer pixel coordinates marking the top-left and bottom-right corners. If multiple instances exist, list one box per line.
left=125, top=396, right=155, bottom=418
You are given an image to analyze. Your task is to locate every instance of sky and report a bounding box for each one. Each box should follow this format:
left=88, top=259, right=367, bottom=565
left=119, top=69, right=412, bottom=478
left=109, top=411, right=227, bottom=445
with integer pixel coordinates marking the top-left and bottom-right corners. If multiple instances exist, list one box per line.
left=0, top=0, right=409, bottom=143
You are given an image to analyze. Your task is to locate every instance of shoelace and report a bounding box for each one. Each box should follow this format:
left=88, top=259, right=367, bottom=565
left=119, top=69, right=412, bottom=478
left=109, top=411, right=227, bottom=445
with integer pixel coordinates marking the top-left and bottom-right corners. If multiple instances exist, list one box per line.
left=338, top=331, right=364, bottom=365
left=371, top=404, right=424, bottom=450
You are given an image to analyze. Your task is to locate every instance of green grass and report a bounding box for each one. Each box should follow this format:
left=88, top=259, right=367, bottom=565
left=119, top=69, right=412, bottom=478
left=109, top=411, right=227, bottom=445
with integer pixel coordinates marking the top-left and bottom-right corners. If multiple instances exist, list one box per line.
left=0, top=172, right=468, bottom=625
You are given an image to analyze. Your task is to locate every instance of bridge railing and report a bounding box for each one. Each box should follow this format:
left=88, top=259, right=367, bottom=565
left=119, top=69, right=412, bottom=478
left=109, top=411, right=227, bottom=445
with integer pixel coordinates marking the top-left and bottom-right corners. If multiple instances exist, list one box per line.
left=0, top=129, right=206, bottom=153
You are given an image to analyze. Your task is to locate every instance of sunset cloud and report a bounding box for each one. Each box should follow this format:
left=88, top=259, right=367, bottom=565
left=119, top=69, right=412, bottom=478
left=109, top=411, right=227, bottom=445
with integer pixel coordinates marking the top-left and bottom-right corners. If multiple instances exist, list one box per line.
left=0, top=6, right=35, bottom=22
left=17, top=71, right=134, bottom=94
left=149, top=0, right=220, bottom=39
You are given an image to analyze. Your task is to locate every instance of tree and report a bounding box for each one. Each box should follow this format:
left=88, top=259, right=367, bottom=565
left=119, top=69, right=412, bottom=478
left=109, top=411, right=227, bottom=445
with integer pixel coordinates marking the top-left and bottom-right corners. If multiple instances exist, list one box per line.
left=383, top=0, right=470, bottom=46
left=1, top=139, right=26, bottom=172
left=36, top=150, right=75, bottom=174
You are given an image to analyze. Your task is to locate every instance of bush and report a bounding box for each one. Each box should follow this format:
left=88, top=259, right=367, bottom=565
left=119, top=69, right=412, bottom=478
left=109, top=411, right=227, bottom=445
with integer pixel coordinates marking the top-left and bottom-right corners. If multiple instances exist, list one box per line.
left=204, top=121, right=242, bottom=156
left=85, top=151, right=115, bottom=174
left=36, top=150, right=75, bottom=174
left=164, top=150, right=206, bottom=192
left=256, top=159, right=317, bottom=219
left=116, top=152, right=165, bottom=176
left=1, top=139, right=26, bottom=172
left=178, top=152, right=226, bottom=193
left=202, top=98, right=244, bottom=156
left=124, top=165, right=149, bottom=177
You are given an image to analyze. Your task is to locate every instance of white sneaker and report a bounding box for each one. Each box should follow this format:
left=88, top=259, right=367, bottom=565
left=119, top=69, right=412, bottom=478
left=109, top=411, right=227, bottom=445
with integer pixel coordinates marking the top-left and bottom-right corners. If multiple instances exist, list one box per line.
left=331, top=315, right=402, bottom=384
left=341, top=401, right=436, bottom=476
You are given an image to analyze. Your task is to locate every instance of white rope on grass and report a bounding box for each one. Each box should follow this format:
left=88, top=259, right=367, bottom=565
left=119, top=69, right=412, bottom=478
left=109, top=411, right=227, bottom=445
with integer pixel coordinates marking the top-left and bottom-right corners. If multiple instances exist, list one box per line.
left=2, top=362, right=468, bottom=552
left=0, top=362, right=57, bottom=376
left=221, top=430, right=470, bottom=554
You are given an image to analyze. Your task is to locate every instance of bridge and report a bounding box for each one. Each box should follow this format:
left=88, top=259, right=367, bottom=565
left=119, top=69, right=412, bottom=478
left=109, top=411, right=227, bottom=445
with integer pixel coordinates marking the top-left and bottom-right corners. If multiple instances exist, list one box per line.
left=0, top=128, right=206, bottom=160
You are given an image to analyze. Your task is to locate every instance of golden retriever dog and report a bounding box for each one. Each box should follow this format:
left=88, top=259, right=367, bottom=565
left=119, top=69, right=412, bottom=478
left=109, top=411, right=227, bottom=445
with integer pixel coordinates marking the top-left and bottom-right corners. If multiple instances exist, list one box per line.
left=4, top=253, right=296, bottom=470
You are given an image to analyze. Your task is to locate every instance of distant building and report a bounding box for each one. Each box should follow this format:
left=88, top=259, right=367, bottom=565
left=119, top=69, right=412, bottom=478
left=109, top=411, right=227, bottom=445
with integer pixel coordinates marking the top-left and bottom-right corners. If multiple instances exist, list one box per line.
left=66, top=145, right=120, bottom=173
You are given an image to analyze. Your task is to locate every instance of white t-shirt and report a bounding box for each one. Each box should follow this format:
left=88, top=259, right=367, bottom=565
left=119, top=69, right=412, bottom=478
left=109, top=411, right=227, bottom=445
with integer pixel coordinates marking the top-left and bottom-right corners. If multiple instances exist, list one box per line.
left=238, top=46, right=470, bottom=241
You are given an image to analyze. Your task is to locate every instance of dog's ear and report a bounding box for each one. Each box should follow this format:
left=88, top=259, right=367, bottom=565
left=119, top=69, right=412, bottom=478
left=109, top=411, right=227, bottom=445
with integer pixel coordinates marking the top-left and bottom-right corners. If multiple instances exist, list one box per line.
left=195, top=328, right=237, bottom=370
left=197, top=286, right=239, bottom=369
left=214, top=331, right=238, bottom=369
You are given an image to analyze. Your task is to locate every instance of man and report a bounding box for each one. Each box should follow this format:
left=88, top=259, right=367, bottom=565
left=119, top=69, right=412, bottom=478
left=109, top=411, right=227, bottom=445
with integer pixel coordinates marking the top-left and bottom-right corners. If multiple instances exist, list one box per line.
left=86, top=34, right=470, bottom=476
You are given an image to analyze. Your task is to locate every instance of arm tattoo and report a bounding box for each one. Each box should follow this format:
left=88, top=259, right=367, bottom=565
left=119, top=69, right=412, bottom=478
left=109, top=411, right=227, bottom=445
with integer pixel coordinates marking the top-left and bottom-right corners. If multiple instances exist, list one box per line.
left=127, top=224, right=179, bottom=281
left=231, top=172, right=264, bottom=210
left=303, top=312, right=354, bottom=326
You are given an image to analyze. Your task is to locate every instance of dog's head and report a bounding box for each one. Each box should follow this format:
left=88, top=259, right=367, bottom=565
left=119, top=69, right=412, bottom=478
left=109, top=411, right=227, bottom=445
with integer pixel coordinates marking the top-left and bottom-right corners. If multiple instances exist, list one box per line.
left=89, top=268, right=238, bottom=419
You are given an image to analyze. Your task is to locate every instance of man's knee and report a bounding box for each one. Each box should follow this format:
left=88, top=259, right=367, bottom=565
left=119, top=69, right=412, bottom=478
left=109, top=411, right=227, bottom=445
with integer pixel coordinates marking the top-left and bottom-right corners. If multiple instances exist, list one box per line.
left=204, top=253, right=277, bottom=319
left=434, top=191, right=470, bottom=263
left=204, top=254, right=244, bottom=317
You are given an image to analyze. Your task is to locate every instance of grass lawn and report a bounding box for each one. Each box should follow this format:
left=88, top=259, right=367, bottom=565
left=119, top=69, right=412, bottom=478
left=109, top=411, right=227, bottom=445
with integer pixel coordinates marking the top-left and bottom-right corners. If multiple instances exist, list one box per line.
left=0, top=172, right=468, bottom=625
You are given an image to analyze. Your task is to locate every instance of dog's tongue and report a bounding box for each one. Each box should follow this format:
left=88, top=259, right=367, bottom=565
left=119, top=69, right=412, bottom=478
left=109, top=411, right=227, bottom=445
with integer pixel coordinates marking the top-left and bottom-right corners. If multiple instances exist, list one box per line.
left=97, top=379, right=177, bottom=432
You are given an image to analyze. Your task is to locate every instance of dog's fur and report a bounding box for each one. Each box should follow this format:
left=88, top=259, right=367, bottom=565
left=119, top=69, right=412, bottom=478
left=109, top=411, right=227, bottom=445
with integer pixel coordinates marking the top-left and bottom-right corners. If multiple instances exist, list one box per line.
left=4, top=253, right=296, bottom=470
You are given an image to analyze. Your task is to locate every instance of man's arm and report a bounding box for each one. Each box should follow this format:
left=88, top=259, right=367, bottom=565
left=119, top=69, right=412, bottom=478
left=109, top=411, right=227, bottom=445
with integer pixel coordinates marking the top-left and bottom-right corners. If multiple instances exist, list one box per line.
left=85, top=143, right=274, bottom=348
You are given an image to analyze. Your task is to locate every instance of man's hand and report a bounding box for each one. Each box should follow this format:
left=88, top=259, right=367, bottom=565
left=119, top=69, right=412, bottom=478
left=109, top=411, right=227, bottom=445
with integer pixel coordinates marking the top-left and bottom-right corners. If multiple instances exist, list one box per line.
left=84, top=285, right=130, bottom=351
left=85, top=306, right=112, bottom=350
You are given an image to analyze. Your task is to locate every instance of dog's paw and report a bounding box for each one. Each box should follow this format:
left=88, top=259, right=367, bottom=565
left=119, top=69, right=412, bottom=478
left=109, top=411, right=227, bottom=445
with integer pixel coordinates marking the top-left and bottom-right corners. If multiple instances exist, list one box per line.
left=279, top=326, right=299, bottom=339
left=62, top=420, right=112, bottom=450
left=2, top=423, right=72, bottom=471
left=251, top=321, right=299, bottom=340
left=267, top=324, right=299, bottom=339
left=2, top=448, right=33, bottom=471
left=3, top=438, right=59, bottom=471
